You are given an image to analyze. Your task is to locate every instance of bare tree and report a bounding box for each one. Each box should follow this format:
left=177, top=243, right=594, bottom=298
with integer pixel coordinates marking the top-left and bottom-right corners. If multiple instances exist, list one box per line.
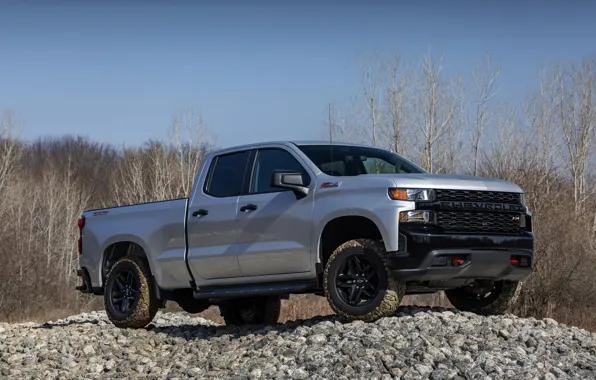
left=480, top=101, right=530, bottom=184
left=439, top=75, right=465, bottom=174
left=410, top=49, right=460, bottom=172
left=382, top=51, right=409, bottom=154
left=114, top=107, right=214, bottom=205
left=113, top=147, right=151, bottom=205
left=323, top=96, right=368, bottom=145
left=551, top=60, right=596, bottom=214
left=0, top=109, right=24, bottom=203
left=521, top=67, right=564, bottom=202
left=355, top=51, right=385, bottom=148
left=168, top=107, right=214, bottom=198
left=464, top=52, right=502, bottom=176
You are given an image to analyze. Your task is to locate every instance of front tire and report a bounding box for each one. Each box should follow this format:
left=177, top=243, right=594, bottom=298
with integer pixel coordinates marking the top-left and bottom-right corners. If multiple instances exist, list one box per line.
left=103, top=256, right=159, bottom=328
left=445, top=279, right=521, bottom=315
left=219, top=296, right=281, bottom=326
left=324, top=238, right=405, bottom=322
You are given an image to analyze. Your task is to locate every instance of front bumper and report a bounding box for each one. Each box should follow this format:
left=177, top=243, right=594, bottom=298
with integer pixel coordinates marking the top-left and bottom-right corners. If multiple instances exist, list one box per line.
left=386, top=229, right=533, bottom=282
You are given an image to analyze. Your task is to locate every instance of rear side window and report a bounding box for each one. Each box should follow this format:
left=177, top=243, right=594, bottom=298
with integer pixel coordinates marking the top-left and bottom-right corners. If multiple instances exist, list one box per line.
left=205, top=150, right=250, bottom=197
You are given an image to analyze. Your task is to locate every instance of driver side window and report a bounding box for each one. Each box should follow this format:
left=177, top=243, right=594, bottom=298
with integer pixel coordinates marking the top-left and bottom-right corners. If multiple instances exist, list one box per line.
left=250, top=148, right=309, bottom=194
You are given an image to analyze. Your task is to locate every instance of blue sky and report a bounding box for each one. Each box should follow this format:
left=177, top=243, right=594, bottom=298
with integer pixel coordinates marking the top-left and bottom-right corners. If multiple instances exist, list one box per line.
left=1, top=0, right=595, bottom=149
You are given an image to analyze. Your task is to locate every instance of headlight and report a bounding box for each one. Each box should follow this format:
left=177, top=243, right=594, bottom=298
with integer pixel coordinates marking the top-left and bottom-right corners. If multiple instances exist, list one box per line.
left=399, top=211, right=431, bottom=223
left=388, top=188, right=433, bottom=201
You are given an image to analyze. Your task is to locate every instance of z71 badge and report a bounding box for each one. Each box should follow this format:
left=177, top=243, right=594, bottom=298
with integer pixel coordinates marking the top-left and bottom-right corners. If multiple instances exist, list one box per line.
left=320, top=181, right=340, bottom=189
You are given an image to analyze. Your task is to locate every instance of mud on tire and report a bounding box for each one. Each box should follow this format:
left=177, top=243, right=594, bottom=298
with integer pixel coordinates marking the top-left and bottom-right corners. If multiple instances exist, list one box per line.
left=103, top=256, right=159, bottom=329
left=220, top=295, right=281, bottom=326
left=324, top=238, right=405, bottom=322
left=445, top=279, right=521, bottom=315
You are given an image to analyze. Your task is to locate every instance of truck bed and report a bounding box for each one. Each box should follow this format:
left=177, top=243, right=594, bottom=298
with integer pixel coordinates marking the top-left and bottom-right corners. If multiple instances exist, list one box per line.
left=80, top=198, right=192, bottom=290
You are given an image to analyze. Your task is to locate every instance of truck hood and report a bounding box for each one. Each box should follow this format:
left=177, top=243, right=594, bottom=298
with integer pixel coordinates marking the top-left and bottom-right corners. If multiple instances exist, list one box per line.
left=354, top=173, right=523, bottom=193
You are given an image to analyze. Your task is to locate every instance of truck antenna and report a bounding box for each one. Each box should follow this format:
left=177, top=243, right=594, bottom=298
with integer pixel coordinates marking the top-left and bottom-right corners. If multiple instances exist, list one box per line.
left=328, top=103, right=333, bottom=165
left=328, top=103, right=333, bottom=144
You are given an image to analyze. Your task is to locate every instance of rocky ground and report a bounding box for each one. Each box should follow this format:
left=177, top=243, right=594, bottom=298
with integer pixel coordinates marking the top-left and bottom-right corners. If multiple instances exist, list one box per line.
left=1, top=306, right=595, bottom=379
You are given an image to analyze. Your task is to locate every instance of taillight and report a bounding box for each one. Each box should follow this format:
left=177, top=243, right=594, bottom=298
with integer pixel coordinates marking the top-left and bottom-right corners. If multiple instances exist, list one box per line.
left=78, top=216, right=85, bottom=255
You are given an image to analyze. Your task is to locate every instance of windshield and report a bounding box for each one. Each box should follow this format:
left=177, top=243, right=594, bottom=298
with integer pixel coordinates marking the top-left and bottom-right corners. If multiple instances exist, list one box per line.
left=296, top=144, right=426, bottom=176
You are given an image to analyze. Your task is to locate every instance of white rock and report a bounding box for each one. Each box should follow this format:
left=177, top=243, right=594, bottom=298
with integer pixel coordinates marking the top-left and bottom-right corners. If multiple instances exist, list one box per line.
left=308, top=334, right=327, bottom=344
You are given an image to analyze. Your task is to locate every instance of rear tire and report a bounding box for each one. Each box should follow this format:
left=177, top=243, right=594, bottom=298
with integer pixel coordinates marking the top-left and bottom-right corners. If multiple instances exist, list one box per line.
left=103, top=256, right=159, bottom=328
left=219, top=296, right=281, bottom=326
left=324, top=238, right=405, bottom=322
left=445, top=280, right=521, bottom=315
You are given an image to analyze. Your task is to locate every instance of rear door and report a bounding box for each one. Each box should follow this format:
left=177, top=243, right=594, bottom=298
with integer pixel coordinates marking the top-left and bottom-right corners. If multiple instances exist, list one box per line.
left=186, top=149, right=251, bottom=281
left=236, top=146, right=315, bottom=277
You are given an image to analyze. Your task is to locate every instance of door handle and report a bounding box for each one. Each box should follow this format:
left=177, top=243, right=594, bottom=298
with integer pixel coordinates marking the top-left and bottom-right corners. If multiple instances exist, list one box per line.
left=192, top=209, right=209, bottom=217
left=239, top=204, right=257, bottom=212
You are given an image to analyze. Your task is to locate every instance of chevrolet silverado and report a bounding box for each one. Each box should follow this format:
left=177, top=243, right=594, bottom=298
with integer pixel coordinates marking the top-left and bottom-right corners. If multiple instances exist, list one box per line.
left=75, top=141, right=533, bottom=328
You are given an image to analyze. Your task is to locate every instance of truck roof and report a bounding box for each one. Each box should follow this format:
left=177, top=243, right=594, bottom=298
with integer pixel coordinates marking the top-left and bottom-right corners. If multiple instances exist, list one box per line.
left=209, top=140, right=373, bottom=155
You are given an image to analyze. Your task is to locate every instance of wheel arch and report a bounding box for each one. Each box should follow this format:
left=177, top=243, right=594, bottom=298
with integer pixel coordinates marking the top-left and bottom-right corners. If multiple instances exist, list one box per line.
left=318, top=214, right=386, bottom=269
left=100, top=236, right=155, bottom=286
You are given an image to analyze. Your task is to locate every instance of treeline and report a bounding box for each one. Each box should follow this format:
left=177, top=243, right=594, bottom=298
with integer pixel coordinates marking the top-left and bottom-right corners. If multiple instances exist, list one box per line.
left=0, top=108, right=214, bottom=321
left=0, top=50, right=595, bottom=330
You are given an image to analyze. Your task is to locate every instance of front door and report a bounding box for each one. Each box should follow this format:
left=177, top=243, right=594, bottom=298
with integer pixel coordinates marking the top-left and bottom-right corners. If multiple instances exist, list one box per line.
left=236, top=147, right=314, bottom=277
left=186, top=149, right=251, bottom=281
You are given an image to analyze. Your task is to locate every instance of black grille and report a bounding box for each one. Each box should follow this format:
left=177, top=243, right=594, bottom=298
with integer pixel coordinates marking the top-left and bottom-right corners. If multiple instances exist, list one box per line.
left=435, top=189, right=521, bottom=204
left=436, top=211, right=522, bottom=234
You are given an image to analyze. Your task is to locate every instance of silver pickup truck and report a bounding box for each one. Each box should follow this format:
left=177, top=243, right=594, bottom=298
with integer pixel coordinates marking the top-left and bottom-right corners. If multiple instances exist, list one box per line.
left=76, top=141, right=534, bottom=328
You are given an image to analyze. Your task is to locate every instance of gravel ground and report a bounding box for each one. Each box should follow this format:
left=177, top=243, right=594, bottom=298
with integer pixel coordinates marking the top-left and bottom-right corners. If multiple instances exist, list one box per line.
left=1, top=306, right=595, bottom=379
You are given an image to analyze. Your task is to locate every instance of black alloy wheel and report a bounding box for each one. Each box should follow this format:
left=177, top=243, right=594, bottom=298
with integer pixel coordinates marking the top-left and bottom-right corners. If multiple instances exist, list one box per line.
left=109, top=269, right=140, bottom=315
left=324, top=239, right=405, bottom=322
left=103, top=256, right=159, bottom=328
left=335, top=254, right=381, bottom=307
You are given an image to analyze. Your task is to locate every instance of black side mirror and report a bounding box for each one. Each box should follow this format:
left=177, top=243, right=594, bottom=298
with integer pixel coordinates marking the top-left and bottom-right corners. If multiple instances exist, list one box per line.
left=271, top=171, right=309, bottom=198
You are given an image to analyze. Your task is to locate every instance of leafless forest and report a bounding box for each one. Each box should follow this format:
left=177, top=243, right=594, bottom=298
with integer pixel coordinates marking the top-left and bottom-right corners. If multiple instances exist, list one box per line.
left=1, top=51, right=595, bottom=330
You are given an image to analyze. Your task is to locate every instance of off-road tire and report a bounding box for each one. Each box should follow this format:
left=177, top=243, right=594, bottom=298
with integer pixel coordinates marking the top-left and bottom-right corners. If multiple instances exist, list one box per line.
left=445, top=280, right=521, bottom=315
left=324, top=238, right=405, bottom=322
left=219, top=296, right=281, bottom=326
left=103, top=256, right=159, bottom=329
